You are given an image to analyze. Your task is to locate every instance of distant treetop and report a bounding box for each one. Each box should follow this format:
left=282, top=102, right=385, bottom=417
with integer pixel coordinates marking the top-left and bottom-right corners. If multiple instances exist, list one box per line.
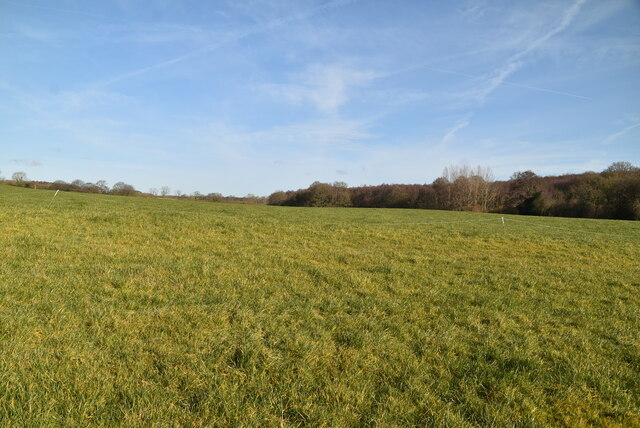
left=604, top=161, right=639, bottom=173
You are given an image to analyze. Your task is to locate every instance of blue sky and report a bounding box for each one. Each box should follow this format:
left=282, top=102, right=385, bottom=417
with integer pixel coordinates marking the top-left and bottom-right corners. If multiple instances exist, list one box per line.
left=1, top=0, right=639, bottom=196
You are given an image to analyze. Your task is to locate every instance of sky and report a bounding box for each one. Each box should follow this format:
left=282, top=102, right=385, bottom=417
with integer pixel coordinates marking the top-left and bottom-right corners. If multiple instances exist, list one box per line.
left=1, top=0, right=639, bottom=196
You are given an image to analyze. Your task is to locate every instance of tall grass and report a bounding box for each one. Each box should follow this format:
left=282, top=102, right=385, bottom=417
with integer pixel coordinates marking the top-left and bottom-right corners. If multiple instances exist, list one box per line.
left=1, top=184, right=639, bottom=426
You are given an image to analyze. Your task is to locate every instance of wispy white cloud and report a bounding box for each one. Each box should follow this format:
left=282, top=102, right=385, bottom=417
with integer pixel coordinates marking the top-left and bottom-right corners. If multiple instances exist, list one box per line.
left=56, top=89, right=136, bottom=110
left=259, top=118, right=372, bottom=148
left=0, top=81, right=151, bottom=159
left=262, top=64, right=376, bottom=114
left=472, top=61, right=524, bottom=102
left=357, top=88, right=432, bottom=111
left=419, top=0, right=590, bottom=144
left=459, top=0, right=490, bottom=21
left=5, top=0, right=113, bottom=21
left=512, top=0, right=587, bottom=62
left=9, top=158, right=43, bottom=167
left=16, top=25, right=73, bottom=42
left=97, top=22, right=225, bottom=45
left=602, top=122, right=640, bottom=145
left=462, top=0, right=588, bottom=104
left=438, top=118, right=469, bottom=146
left=98, top=0, right=353, bottom=87
left=421, top=66, right=591, bottom=101
left=192, top=117, right=373, bottom=153
left=435, top=116, right=472, bottom=150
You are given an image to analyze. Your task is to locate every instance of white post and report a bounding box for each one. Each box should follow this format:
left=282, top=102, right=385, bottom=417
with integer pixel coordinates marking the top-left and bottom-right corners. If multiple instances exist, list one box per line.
left=49, top=189, right=60, bottom=207
left=501, top=217, right=505, bottom=227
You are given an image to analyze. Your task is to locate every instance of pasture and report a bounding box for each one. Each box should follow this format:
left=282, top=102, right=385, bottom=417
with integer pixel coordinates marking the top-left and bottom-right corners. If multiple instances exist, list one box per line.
left=0, top=184, right=639, bottom=426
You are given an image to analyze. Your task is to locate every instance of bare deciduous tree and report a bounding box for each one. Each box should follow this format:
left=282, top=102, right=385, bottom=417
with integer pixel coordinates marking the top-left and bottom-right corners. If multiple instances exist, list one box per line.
left=12, top=171, right=28, bottom=185
left=441, top=164, right=495, bottom=211
left=96, top=180, right=109, bottom=193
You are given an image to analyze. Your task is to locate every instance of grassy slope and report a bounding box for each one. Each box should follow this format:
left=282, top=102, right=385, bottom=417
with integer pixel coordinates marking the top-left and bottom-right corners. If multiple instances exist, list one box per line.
left=0, top=184, right=639, bottom=427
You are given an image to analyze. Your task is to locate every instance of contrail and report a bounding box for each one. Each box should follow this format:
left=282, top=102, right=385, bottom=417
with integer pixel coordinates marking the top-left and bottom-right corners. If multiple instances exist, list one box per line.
left=603, top=122, right=640, bottom=145
left=100, top=0, right=354, bottom=87
left=421, top=66, right=591, bottom=100
left=478, top=0, right=588, bottom=102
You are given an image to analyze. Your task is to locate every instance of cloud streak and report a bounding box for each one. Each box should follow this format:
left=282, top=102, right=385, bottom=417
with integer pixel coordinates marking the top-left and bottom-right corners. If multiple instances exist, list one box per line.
left=263, top=64, right=376, bottom=114
left=472, top=0, right=588, bottom=103
left=195, top=117, right=373, bottom=153
left=5, top=0, right=115, bottom=21
left=421, top=66, right=591, bottom=100
left=99, top=0, right=353, bottom=87
left=10, top=158, right=43, bottom=167
left=602, top=122, right=640, bottom=145
left=436, top=116, right=471, bottom=150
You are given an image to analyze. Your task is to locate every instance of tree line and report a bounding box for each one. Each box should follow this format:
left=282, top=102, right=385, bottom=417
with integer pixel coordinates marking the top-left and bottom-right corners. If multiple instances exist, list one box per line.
left=0, top=172, right=266, bottom=204
left=267, top=162, right=640, bottom=220
left=3, top=162, right=639, bottom=219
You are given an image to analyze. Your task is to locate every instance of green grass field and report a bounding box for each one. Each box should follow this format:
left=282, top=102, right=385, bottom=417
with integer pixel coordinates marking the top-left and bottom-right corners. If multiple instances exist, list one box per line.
left=1, top=184, right=639, bottom=427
